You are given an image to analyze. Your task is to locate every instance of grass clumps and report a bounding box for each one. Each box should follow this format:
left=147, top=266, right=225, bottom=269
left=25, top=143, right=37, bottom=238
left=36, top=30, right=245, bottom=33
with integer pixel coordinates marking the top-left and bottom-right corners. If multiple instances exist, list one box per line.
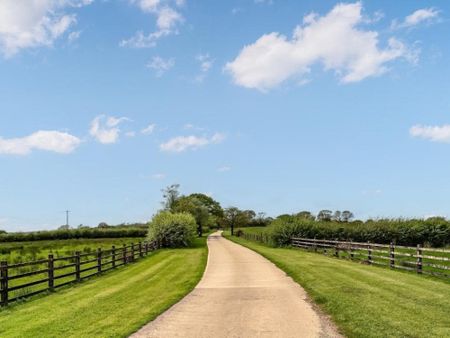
left=148, top=211, right=197, bottom=248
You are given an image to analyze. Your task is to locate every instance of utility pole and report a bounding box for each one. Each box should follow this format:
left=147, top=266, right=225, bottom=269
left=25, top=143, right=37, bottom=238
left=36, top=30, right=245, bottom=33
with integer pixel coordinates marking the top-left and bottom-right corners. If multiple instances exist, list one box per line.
left=65, top=210, right=70, bottom=227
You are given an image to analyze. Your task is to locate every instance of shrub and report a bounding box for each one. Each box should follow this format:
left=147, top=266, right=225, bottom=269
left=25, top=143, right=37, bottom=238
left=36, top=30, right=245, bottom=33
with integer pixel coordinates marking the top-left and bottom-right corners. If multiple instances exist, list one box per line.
left=147, top=212, right=197, bottom=248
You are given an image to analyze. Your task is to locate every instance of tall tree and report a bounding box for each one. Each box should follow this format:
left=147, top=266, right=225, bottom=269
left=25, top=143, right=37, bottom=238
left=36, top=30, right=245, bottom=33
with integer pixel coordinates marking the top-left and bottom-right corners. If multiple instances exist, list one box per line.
left=333, top=210, right=342, bottom=222
left=223, top=207, right=241, bottom=235
left=341, top=210, right=354, bottom=222
left=317, top=210, right=332, bottom=221
left=173, top=195, right=209, bottom=237
left=161, top=184, right=180, bottom=211
left=296, top=211, right=315, bottom=220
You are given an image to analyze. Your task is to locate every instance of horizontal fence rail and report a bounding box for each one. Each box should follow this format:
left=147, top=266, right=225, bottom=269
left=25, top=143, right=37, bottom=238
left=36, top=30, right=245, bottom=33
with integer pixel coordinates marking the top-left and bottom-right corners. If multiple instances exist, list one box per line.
left=0, top=241, right=155, bottom=307
left=290, top=237, right=450, bottom=278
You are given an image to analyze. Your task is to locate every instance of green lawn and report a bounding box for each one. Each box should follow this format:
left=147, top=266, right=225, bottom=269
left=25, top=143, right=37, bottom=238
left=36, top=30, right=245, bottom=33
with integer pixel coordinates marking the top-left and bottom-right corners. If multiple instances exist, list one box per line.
left=0, top=238, right=208, bottom=338
left=226, top=233, right=450, bottom=338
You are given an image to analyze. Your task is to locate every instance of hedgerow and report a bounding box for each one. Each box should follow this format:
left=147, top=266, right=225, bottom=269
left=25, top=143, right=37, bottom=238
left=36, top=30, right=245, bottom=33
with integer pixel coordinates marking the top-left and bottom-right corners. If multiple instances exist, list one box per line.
left=0, top=227, right=147, bottom=242
left=269, top=217, right=450, bottom=247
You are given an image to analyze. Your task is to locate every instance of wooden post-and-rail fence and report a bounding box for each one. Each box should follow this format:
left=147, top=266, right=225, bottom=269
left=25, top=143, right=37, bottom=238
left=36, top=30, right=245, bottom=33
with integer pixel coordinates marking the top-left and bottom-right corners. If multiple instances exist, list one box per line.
left=290, top=237, right=450, bottom=278
left=0, top=241, right=155, bottom=307
left=236, top=231, right=449, bottom=279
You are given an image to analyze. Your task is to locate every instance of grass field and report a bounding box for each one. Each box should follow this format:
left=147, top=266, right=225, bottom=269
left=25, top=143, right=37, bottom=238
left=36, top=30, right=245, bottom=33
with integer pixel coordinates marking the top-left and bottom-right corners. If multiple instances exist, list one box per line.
left=226, top=233, right=450, bottom=338
left=0, top=237, right=144, bottom=264
left=0, top=237, right=208, bottom=338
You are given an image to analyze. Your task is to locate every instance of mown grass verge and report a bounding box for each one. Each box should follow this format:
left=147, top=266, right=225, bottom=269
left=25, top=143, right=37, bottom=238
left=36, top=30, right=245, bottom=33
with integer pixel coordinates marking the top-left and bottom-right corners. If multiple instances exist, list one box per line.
left=0, top=237, right=208, bottom=338
left=225, top=233, right=450, bottom=338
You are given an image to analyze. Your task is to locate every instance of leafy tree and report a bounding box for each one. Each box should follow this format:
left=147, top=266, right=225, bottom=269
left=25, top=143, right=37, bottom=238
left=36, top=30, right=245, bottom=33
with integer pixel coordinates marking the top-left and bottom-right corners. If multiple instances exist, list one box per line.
left=161, top=184, right=180, bottom=211
left=188, top=193, right=224, bottom=218
left=98, top=222, right=109, bottom=228
left=317, top=210, right=332, bottom=221
left=341, top=210, right=354, bottom=222
left=296, top=211, right=315, bottom=220
left=173, top=195, right=209, bottom=237
left=222, top=207, right=254, bottom=234
left=223, top=207, right=240, bottom=235
left=333, top=211, right=342, bottom=222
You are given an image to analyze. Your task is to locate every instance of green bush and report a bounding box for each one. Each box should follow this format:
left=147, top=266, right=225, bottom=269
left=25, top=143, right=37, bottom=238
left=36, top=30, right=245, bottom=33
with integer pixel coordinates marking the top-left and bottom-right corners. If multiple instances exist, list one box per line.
left=268, top=216, right=450, bottom=247
left=147, top=212, right=197, bottom=248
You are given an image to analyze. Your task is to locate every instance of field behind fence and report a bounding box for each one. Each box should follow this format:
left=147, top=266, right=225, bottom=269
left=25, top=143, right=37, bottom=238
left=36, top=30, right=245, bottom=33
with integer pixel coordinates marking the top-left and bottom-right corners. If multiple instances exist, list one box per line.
left=238, top=232, right=450, bottom=278
left=0, top=241, right=154, bottom=307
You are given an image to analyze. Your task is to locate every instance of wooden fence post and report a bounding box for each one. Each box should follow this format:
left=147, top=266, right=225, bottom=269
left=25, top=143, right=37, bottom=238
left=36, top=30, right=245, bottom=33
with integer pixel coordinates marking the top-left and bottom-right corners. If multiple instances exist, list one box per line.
left=97, top=248, right=102, bottom=273
left=145, top=242, right=149, bottom=255
left=334, top=239, right=339, bottom=257
left=131, top=243, right=135, bottom=262
left=313, top=237, right=317, bottom=253
left=390, top=242, right=395, bottom=268
left=349, top=240, right=354, bottom=260
left=139, top=242, right=143, bottom=258
left=416, top=244, right=422, bottom=274
left=112, top=246, right=116, bottom=268
left=367, top=241, right=372, bottom=264
left=75, top=251, right=81, bottom=282
left=48, top=254, right=54, bottom=291
left=0, top=261, right=8, bottom=307
left=123, top=244, right=127, bottom=264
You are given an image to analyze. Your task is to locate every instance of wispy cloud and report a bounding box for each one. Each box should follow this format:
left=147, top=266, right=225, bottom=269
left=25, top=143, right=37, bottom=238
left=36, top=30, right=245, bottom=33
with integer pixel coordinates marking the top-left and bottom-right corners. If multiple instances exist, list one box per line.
left=152, top=173, right=166, bottom=180
left=141, top=123, right=156, bottom=135
left=392, top=8, right=440, bottom=29
left=410, top=124, right=450, bottom=143
left=146, top=56, right=175, bottom=77
left=0, top=130, right=81, bottom=155
left=120, top=0, right=185, bottom=48
left=225, top=2, right=416, bottom=91
left=160, top=132, right=225, bottom=152
left=89, top=115, right=131, bottom=144
left=217, top=166, right=231, bottom=172
left=195, top=54, right=213, bottom=82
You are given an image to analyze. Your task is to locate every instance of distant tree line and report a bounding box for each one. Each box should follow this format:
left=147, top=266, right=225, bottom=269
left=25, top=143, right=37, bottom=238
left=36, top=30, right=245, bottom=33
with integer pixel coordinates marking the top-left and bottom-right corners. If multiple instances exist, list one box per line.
left=159, top=184, right=272, bottom=237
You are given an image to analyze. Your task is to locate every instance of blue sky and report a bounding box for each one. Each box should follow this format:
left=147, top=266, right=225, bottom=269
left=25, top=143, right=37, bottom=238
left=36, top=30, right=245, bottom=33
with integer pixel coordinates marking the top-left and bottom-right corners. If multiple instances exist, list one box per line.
left=1, top=1, right=449, bottom=231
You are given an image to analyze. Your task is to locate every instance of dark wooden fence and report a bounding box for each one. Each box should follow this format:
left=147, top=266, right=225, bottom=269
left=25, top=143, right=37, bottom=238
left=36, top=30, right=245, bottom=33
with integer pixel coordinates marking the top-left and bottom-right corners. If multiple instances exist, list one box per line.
left=291, top=237, right=450, bottom=278
left=0, top=241, right=154, bottom=307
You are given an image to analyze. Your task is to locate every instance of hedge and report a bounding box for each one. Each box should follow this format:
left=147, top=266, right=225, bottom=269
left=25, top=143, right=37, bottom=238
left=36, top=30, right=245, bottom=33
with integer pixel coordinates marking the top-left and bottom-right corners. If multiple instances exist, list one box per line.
left=0, top=227, right=147, bottom=242
left=269, top=217, right=450, bottom=247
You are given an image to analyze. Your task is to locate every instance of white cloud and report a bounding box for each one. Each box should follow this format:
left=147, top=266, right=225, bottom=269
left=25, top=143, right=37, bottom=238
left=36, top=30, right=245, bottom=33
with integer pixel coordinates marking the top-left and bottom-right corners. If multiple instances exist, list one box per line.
left=152, top=173, right=166, bottom=179
left=183, top=123, right=204, bottom=131
left=0, top=0, right=92, bottom=57
left=0, top=130, right=81, bottom=155
left=254, top=0, right=273, bottom=4
left=410, top=124, right=450, bottom=143
left=225, top=2, right=415, bottom=91
left=121, top=0, right=184, bottom=48
left=68, top=30, right=81, bottom=43
left=125, top=131, right=136, bottom=137
left=89, top=115, right=130, bottom=144
left=141, top=123, right=156, bottom=135
left=392, top=8, right=440, bottom=29
left=195, top=54, right=213, bottom=82
left=217, top=166, right=231, bottom=172
left=160, top=132, right=225, bottom=152
left=146, top=56, right=175, bottom=76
